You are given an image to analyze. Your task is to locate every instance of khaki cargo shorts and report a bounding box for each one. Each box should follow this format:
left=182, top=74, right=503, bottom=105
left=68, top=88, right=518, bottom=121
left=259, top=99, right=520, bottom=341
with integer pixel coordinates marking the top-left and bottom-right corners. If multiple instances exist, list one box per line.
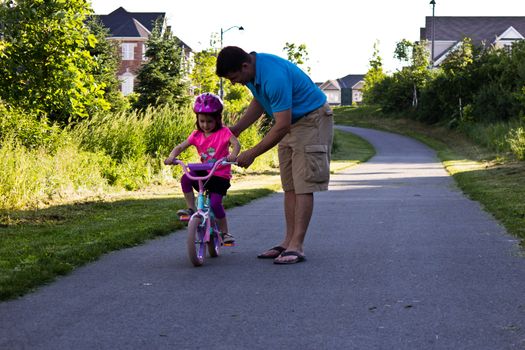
left=278, top=103, right=334, bottom=194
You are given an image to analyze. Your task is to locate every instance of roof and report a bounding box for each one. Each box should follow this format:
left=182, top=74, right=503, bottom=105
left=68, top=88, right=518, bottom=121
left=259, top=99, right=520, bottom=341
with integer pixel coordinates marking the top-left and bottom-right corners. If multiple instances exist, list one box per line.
left=421, top=16, right=525, bottom=45
left=337, top=74, right=365, bottom=89
left=97, top=7, right=165, bottom=38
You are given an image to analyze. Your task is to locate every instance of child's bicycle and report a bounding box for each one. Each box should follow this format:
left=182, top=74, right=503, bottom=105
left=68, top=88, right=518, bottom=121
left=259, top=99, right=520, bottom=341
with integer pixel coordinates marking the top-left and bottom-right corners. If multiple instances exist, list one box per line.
left=172, top=158, right=234, bottom=267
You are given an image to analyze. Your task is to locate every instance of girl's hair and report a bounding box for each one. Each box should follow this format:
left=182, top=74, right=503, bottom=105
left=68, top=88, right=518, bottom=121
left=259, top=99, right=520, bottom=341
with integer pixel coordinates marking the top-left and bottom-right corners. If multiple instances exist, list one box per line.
left=195, top=112, right=223, bottom=133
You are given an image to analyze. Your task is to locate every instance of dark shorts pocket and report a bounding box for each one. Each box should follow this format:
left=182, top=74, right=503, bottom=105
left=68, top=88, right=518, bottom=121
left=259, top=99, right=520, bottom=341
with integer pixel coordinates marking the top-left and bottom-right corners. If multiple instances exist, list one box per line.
left=304, top=144, right=330, bottom=183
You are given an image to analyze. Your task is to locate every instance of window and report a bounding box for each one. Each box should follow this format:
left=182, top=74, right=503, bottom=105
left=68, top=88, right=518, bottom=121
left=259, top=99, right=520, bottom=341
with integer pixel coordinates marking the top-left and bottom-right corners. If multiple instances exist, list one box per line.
left=119, top=72, right=135, bottom=95
left=121, top=43, right=136, bottom=60
left=353, top=90, right=363, bottom=102
left=142, top=43, right=147, bottom=61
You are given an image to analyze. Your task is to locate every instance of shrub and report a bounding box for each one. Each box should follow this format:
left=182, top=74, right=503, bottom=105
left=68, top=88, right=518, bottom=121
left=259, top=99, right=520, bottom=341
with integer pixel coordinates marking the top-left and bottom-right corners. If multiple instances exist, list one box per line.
left=507, top=127, right=525, bottom=160
left=0, top=103, right=62, bottom=150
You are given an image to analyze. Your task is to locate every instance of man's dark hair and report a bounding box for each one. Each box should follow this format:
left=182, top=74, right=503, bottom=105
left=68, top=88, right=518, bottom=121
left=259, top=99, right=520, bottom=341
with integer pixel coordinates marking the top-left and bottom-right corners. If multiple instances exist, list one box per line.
left=216, top=46, right=251, bottom=77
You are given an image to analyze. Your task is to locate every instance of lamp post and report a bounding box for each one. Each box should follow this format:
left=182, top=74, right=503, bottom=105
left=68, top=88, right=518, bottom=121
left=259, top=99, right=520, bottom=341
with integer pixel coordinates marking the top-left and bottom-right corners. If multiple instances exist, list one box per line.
left=219, top=25, right=244, bottom=99
left=430, top=0, right=436, bottom=67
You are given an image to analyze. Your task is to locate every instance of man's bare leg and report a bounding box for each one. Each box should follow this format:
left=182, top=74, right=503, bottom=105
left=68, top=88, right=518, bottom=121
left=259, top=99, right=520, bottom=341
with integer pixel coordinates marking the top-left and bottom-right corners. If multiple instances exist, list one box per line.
left=275, top=191, right=313, bottom=262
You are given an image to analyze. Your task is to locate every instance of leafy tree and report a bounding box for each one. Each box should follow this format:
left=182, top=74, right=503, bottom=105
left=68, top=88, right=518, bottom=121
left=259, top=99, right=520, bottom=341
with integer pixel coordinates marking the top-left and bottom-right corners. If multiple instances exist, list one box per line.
left=283, top=42, right=311, bottom=74
left=222, top=79, right=251, bottom=115
left=190, top=48, right=219, bottom=95
left=363, top=41, right=386, bottom=104
left=0, top=0, right=109, bottom=123
left=436, top=37, right=475, bottom=123
left=393, top=39, right=431, bottom=109
left=135, top=20, right=189, bottom=108
left=190, top=36, right=251, bottom=115
left=86, top=15, right=129, bottom=113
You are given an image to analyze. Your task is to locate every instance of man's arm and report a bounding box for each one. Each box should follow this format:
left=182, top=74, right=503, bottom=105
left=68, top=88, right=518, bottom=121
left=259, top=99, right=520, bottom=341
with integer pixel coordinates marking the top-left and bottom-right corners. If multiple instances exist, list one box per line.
left=236, top=109, right=291, bottom=168
left=230, top=99, right=265, bottom=137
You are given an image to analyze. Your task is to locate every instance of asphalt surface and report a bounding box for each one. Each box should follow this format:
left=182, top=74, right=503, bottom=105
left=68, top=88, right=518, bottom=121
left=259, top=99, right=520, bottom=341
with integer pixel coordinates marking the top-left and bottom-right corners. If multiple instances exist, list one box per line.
left=1, top=126, right=525, bottom=350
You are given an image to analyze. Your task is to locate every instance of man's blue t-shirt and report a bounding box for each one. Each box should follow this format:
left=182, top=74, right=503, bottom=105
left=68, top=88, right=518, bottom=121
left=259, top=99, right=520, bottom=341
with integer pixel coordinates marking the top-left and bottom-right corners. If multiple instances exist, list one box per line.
left=246, top=53, right=326, bottom=123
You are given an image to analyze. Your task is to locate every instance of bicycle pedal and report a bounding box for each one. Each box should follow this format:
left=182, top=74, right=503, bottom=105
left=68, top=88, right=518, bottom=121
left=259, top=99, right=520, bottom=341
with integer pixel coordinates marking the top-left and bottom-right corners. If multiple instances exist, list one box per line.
left=178, top=215, right=190, bottom=222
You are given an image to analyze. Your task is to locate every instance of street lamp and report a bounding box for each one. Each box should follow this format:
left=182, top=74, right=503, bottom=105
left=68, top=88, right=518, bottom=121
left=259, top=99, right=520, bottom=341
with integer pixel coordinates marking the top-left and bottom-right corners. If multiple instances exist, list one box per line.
left=219, top=25, right=244, bottom=99
left=430, top=0, right=436, bottom=67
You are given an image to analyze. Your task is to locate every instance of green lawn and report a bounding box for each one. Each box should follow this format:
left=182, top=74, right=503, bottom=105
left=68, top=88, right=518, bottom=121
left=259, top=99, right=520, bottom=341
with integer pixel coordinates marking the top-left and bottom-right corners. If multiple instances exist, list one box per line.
left=0, top=129, right=373, bottom=301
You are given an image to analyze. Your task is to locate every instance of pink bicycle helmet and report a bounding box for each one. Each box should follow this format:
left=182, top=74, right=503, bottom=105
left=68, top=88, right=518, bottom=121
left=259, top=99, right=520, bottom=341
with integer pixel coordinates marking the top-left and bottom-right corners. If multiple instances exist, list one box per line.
left=193, top=93, right=223, bottom=114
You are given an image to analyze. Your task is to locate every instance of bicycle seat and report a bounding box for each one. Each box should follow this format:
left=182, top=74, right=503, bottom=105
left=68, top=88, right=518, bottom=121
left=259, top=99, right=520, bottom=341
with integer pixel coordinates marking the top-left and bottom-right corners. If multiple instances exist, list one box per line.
left=188, top=162, right=215, bottom=171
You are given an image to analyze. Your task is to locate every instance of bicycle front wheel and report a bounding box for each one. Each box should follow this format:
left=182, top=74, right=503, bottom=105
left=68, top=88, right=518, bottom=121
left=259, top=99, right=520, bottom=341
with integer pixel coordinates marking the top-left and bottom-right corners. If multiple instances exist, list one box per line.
left=187, top=216, right=206, bottom=266
left=208, top=219, right=221, bottom=258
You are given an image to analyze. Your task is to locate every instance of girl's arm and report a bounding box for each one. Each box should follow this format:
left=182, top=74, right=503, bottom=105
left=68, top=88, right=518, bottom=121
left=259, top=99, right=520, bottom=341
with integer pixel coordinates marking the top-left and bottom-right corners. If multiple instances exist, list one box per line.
left=164, top=139, right=190, bottom=165
left=227, top=135, right=241, bottom=162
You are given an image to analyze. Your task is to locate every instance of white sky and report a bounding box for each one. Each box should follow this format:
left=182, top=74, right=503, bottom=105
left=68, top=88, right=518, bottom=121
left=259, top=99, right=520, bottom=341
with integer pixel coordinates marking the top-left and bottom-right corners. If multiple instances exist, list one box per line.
left=89, top=0, right=525, bottom=82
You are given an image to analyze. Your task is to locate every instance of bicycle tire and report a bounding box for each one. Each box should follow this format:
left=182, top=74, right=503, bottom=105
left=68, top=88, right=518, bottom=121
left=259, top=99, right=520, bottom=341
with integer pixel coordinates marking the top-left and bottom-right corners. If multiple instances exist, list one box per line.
left=208, top=219, right=220, bottom=257
left=187, top=216, right=206, bottom=266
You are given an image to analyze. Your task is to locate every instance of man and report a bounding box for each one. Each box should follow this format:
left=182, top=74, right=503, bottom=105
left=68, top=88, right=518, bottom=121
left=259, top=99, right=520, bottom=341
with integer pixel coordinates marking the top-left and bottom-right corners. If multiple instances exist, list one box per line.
left=216, top=46, right=333, bottom=264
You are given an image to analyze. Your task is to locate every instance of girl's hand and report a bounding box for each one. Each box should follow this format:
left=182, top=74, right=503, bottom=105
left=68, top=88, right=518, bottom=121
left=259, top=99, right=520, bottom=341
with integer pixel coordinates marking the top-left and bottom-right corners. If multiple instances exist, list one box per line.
left=226, top=154, right=237, bottom=162
left=164, top=157, right=174, bottom=165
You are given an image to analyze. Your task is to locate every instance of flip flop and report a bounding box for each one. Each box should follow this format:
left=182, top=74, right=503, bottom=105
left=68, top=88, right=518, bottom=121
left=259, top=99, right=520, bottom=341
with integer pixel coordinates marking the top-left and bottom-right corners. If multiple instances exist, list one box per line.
left=273, top=251, right=306, bottom=264
left=257, top=246, right=286, bottom=259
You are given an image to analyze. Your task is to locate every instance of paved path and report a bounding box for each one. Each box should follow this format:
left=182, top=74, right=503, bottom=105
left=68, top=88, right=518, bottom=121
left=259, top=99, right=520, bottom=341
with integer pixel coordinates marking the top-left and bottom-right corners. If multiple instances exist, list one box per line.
left=1, top=126, right=524, bottom=350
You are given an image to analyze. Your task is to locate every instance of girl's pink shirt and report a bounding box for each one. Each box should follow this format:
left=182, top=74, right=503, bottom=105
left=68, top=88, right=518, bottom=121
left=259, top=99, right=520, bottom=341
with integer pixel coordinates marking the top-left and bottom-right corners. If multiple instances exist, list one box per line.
left=187, top=127, right=233, bottom=179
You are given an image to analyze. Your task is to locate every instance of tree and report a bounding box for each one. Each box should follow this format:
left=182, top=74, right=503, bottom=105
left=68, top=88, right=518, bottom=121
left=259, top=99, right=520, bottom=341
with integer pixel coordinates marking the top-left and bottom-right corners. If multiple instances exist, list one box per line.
left=190, top=34, right=251, bottom=115
left=283, top=42, right=311, bottom=74
left=190, top=48, right=219, bottom=95
left=135, top=20, right=189, bottom=108
left=86, top=15, right=129, bottom=113
left=363, top=41, right=386, bottom=103
left=0, top=0, right=109, bottom=123
left=393, top=39, right=431, bottom=109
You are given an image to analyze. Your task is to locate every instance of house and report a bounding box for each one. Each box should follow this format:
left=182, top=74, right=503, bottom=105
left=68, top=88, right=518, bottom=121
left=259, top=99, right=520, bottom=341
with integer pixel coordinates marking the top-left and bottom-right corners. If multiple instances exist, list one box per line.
left=97, top=7, right=192, bottom=95
left=420, top=16, right=525, bottom=67
left=318, top=74, right=365, bottom=106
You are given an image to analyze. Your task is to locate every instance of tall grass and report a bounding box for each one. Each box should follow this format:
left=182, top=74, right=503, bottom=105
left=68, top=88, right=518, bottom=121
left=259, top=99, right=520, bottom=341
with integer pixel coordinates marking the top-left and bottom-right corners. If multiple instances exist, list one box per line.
left=0, top=103, right=273, bottom=209
left=0, top=139, right=109, bottom=209
left=458, top=119, right=525, bottom=159
left=69, top=103, right=198, bottom=189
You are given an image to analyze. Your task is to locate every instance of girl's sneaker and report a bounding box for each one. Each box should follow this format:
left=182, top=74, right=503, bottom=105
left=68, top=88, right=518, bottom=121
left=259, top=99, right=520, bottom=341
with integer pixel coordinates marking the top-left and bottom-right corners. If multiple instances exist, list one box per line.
left=221, top=232, right=235, bottom=246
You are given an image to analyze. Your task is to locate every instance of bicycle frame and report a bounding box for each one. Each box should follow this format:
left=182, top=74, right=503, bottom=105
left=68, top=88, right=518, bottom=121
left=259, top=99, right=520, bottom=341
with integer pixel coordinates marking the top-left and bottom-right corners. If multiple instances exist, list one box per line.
left=173, top=158, right=233, bottom=266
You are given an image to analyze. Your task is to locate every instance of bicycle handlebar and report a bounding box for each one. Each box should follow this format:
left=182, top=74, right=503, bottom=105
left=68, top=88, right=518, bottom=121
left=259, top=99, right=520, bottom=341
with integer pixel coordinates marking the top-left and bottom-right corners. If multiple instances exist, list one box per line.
left=172, top=158, right=236, bottom=181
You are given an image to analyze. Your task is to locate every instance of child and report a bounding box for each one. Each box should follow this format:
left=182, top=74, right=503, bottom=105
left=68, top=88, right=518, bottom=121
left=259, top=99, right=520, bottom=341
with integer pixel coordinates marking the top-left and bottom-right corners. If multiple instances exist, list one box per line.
left=164, top=93, right=241, bottom=245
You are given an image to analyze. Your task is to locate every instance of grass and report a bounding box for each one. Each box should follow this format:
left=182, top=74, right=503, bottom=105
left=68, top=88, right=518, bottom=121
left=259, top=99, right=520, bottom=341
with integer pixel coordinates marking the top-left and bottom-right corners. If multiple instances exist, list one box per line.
left=334, top=106, right=525, bottom=247
left=331, top=129, right=375, bottom=171
left=0, top=129, right=373, bottom=301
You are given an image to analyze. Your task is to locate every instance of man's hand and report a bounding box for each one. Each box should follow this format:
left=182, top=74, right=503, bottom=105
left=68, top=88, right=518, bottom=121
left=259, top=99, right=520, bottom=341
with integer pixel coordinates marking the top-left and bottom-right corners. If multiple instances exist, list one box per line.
left=235, top=149, right=257, bottom=168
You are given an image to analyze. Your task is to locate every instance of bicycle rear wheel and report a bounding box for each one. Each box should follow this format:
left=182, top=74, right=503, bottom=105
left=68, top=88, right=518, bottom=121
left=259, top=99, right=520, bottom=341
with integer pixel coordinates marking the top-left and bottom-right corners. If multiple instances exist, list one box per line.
left=187, top=216, right=206, bottom=266
left=208, top=219, right=221, bottom=257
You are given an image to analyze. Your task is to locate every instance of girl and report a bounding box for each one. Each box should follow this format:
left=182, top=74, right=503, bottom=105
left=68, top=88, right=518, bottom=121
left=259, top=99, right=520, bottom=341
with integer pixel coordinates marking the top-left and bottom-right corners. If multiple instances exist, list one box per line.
left=164, top=93, right=241, bottom=245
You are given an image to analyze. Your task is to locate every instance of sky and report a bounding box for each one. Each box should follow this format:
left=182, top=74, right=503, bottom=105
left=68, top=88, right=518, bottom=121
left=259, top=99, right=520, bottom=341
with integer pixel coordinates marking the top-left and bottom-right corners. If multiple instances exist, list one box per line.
left=89, top=0, right=525, bottom=82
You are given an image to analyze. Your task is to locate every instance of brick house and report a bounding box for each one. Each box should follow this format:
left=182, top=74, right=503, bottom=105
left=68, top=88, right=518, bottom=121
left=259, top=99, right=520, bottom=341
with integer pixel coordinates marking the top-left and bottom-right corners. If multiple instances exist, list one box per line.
left=97, top=7, right=192, bottom=95
left=420, top=16, right=525, bottom=67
